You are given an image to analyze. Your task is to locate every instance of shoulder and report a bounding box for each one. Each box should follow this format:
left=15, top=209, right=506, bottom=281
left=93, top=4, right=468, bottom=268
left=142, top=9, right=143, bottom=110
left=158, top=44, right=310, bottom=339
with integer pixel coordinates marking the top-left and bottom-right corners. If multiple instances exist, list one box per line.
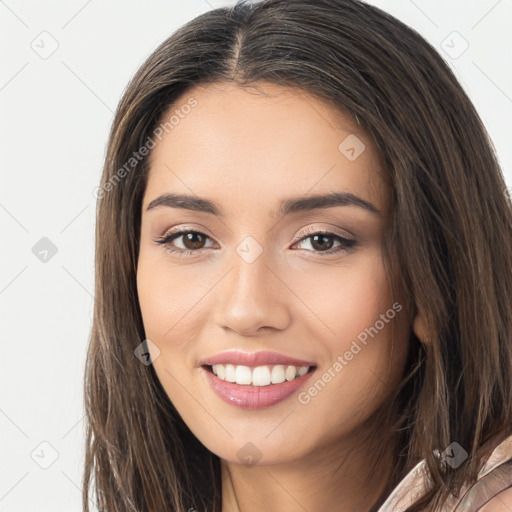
left=478, top=486, right=512, bottom=511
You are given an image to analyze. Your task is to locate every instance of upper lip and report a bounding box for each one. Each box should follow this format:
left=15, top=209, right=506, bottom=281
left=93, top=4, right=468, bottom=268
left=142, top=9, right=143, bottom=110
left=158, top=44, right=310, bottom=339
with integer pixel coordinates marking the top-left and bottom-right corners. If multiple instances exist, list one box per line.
left=200, top=350, right=316, bottom=368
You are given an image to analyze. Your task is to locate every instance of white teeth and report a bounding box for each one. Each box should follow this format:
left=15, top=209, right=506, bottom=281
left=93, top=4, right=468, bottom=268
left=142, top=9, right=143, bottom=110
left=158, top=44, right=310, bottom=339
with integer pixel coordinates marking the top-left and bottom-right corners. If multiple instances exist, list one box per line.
left=252, top=366, right=272, bottom=386
left=297, top=366, right=308, bottom=377
left=235, top=365, right=252, bottom=385
left=285, top=365, right=296, bottom=381
left=271, top=365, right=286, bottom=384
left=209, top=364, right=311, bottom=386
left=212, top=364, right=225, bottom=380
left=225, top=364, right=236, bottom=382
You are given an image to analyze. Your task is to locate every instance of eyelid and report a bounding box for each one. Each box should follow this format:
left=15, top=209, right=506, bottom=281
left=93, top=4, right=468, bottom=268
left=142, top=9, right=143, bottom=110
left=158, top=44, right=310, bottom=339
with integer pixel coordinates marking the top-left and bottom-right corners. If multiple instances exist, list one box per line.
left=295, top=225, right=356, bottom=241
left=157, top=224, right=215, bottom=241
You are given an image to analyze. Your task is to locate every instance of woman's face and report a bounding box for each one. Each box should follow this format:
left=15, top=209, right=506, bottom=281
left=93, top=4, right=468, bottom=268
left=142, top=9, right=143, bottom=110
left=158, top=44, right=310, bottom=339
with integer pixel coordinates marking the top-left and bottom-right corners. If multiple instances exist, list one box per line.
left=137, top=81, right=411, bottom=465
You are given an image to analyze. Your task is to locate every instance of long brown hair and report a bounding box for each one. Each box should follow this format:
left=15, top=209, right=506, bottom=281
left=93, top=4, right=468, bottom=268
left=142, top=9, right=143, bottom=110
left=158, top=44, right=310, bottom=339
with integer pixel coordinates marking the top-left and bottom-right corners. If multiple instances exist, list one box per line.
left=83, top=1, right=512, bottom=510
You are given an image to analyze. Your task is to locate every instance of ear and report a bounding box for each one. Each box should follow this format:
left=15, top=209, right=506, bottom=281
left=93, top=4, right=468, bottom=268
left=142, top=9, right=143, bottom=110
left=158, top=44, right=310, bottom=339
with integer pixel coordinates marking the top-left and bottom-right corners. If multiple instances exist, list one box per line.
left=412, top=307, right=431, bottom=345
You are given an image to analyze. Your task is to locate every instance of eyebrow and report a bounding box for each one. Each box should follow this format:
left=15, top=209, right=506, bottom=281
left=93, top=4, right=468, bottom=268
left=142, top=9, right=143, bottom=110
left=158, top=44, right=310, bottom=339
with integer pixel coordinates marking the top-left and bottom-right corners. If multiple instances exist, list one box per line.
left=146, top=192, right=380, bottom=216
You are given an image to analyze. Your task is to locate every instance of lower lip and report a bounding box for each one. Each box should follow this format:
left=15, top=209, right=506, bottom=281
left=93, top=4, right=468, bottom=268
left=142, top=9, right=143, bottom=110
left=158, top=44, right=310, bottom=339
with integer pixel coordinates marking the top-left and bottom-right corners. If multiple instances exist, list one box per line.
left=201, top=366, right=316, bottom=409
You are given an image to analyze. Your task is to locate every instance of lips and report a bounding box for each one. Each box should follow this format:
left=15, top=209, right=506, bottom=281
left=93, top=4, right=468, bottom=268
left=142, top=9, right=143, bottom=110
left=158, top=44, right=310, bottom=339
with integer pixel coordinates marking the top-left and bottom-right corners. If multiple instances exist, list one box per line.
left=199, top=350, right=317, bottom=409
left=200, top=349, right=316, bottom=368
left=201, top=366, right=316, bottom=409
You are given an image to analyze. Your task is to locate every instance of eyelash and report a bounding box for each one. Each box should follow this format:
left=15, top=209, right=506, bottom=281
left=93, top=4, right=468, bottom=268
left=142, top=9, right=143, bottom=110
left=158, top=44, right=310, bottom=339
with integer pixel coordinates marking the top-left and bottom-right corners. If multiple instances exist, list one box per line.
left=154, top=227, right=357, bottom=257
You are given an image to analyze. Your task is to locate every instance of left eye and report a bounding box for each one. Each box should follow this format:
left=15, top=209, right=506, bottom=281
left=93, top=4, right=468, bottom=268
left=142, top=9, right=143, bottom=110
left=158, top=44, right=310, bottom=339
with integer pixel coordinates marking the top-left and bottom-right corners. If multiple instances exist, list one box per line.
left=293, top=231, right=357, bottom=254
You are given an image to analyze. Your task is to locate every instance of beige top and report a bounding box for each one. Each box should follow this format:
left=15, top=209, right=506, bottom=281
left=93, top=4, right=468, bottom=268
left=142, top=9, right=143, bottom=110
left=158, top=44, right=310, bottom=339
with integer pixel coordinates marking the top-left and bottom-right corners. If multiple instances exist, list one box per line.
left=377, top=435, right=512, bottom=511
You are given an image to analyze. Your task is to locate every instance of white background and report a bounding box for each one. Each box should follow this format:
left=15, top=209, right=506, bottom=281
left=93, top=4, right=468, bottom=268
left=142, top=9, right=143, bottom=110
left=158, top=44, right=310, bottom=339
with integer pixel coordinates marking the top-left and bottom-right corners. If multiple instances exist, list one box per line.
left=0, top=1, right=511, bottom=510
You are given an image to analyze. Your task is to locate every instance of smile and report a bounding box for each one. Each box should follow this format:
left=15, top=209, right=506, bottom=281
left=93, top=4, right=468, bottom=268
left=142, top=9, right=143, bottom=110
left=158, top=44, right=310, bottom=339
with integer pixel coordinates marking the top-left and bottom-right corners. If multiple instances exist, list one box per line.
left=199, top=350, right=317, bottom=409
left=205, top=363, right=312, bottom=386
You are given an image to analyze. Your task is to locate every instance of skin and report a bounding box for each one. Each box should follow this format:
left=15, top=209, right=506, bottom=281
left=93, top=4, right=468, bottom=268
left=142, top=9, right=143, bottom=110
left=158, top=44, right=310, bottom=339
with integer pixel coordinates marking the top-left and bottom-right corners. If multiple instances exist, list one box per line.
left=137, top=81, right=416, bottom=512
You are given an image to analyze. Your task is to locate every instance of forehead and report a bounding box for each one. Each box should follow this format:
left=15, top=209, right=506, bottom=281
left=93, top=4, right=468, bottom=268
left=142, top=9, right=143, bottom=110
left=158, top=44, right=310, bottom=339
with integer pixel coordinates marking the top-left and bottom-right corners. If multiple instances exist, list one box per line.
left=143, top=81, right=389, bottom=217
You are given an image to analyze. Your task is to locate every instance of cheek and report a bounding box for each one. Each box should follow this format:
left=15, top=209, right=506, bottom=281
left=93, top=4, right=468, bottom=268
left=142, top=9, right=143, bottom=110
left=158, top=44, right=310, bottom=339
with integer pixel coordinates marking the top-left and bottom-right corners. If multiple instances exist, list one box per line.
left=337, top=259, right=392, bottom=342
left=292, top=252, right=408, bottom=418
left=136, top=251, right=205, bottom=410
left=333, top=254, right=407, bottom=383
left=136, top=248, right=207, bottom=349
left=292, top=250, right=394, bottom=345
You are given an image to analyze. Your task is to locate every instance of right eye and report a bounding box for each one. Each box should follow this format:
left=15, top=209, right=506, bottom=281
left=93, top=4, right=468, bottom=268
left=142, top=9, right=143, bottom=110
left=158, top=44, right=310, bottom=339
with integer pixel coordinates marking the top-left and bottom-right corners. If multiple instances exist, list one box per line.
left=155, top=229, right=217, bottom=256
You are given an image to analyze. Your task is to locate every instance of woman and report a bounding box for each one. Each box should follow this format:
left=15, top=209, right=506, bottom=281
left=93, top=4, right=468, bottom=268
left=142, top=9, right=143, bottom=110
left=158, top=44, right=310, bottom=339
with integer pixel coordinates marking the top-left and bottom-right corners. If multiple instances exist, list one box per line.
left=83, top=1, right=512, bottom=510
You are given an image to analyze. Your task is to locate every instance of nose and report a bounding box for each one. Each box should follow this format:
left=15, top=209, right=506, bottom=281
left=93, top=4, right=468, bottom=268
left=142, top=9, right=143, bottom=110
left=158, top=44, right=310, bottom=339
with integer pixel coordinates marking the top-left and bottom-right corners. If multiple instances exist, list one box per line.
left=213, top=247, right=292, bottom=336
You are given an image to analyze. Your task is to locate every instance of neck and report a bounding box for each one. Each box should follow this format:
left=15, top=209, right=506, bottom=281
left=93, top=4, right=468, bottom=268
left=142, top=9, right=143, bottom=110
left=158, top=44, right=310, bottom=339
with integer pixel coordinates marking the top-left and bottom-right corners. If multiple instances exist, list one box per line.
left=221, top=418, right=396, bottom=512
